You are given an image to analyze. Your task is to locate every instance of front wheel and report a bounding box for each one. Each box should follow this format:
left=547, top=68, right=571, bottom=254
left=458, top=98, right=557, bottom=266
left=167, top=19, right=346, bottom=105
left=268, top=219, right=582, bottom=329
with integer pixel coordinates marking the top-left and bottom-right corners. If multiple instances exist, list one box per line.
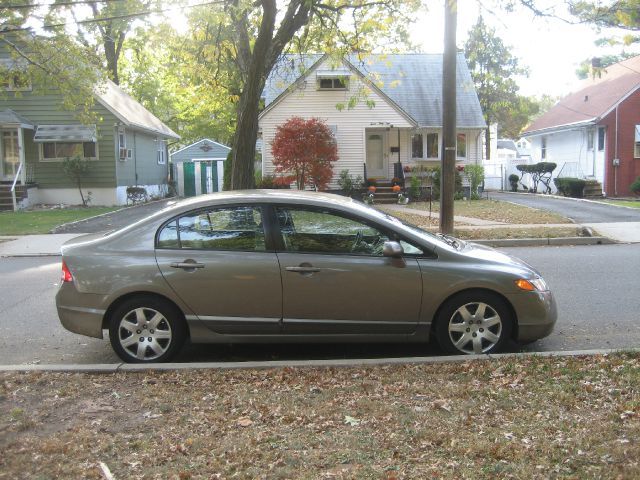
left=108, top=296, right=186, bottom=363
left=435, top=292, right=513, bottom=355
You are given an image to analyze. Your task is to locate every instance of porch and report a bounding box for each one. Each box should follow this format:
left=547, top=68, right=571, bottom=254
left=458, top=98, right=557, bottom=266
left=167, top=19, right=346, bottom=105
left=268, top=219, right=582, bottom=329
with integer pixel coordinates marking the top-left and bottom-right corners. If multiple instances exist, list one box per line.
left=0, top=109, right=35, bottom=211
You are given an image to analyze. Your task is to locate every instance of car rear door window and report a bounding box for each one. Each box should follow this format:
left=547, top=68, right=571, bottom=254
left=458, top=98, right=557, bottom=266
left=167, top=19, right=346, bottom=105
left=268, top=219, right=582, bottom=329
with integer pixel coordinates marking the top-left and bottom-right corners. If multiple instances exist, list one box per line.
left=157, top=206, right=266, bottom=251
left=275, top=207, right=390, bottom=255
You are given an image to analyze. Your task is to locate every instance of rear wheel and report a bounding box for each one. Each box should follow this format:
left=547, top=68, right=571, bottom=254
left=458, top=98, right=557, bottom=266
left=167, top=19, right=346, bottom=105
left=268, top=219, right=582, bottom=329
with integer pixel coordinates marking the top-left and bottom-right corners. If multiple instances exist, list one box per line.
left=435, top=292, right=512, bottom=355
left=108, top=296, right=186, bottom=363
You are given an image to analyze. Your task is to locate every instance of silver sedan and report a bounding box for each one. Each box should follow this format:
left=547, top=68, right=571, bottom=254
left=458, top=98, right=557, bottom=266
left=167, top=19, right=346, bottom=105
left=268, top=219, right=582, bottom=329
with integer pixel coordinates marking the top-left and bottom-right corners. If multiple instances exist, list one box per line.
left=56, top=190, right=556, bottom=363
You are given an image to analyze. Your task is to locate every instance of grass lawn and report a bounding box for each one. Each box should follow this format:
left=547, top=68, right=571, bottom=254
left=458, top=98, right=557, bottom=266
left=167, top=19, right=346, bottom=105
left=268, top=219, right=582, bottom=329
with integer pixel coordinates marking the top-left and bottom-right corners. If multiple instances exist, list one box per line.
left=1, top=353, right=638, bottom=478
left=0, top=207, right=120, bottom=235
left=379, top=208, right=581, bottom=240
left=602, top=200, right=640, bottom=209
left=407, top=199, right=571, bottom=224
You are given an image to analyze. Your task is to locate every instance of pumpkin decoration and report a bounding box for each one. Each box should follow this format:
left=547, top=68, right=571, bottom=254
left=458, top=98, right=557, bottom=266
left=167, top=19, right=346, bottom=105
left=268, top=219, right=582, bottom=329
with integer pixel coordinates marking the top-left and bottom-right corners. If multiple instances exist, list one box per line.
left=392, top=185, right=401, bottom=193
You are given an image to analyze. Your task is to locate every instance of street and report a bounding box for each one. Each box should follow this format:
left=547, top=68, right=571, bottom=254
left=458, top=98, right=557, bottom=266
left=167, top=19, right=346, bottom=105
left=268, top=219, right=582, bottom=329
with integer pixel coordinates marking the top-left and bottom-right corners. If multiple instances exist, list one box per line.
left=1, top=243, right=638, bottom=365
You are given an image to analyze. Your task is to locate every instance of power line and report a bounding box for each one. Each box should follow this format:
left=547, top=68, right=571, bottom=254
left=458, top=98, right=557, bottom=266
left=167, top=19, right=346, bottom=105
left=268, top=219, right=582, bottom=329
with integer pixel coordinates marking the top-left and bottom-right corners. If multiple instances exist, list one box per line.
left=0, top=0, right=225, bottom=33
left=2, top=1, right=126, bottom=10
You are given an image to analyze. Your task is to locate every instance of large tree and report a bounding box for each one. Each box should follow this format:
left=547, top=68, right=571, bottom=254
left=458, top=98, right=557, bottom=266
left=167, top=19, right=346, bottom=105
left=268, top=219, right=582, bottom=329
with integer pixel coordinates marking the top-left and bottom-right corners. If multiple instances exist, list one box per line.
left=208, top=0, right=421, bottom=189
left=464, top=16, right=531, bottom=159
left=0, top=11, right=100, bottom=121
left=47, top=0, right=152, bottom=84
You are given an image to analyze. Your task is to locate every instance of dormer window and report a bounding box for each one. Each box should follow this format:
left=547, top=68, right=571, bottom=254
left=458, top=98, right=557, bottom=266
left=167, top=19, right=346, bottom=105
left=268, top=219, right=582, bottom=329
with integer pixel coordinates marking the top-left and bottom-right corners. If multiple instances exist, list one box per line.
left=318, top=77, right=348, bottom=90
left=316, top=68, right=350, bottom=91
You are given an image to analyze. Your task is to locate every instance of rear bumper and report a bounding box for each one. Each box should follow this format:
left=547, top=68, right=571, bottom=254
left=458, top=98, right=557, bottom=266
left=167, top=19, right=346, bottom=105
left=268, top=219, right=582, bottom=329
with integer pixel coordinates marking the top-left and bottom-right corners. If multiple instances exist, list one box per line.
left=506, top=290, right=557, bottom=343
left=56, top=283, right=107, bottom=339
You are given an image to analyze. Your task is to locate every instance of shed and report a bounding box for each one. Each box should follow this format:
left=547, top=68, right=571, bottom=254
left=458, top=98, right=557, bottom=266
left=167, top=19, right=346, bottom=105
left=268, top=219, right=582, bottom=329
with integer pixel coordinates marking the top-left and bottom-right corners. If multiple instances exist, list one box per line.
left=170, top=139, right=230, bottom=197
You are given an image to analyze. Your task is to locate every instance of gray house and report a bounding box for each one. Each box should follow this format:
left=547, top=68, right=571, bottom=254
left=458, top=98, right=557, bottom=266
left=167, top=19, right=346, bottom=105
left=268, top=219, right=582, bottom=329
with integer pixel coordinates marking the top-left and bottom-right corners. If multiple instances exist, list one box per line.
left=0, top=61, right=179, bottom=209
left=170, top=139, right=230, bottom=197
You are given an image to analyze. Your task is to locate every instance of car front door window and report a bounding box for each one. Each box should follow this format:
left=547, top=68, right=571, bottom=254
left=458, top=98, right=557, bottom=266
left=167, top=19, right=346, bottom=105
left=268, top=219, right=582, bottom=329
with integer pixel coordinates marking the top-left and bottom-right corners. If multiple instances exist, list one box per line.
left=275, top=207, right=389, bottom=255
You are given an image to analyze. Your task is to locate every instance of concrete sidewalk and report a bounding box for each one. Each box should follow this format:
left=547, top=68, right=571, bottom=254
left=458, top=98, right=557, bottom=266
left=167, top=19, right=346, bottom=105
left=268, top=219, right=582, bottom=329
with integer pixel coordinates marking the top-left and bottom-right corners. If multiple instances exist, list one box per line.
left=0, top=234, right=84, bottom=257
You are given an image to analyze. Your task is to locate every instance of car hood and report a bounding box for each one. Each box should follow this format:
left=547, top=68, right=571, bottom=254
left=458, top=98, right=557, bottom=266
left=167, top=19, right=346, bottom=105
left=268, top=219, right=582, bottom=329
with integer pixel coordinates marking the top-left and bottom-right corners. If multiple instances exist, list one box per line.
left=458, top=242, right=542, bottom=276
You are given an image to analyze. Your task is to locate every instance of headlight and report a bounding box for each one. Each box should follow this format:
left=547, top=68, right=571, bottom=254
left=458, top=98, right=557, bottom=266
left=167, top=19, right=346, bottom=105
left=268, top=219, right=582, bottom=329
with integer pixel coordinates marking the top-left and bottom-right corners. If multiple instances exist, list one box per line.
left=515, top=277, right=548, bottom=292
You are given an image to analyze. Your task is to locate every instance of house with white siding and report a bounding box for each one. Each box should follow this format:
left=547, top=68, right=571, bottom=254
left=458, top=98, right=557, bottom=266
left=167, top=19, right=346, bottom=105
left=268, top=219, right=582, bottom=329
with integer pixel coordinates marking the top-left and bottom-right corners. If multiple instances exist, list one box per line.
left=258, top=53, right=486, bottom=188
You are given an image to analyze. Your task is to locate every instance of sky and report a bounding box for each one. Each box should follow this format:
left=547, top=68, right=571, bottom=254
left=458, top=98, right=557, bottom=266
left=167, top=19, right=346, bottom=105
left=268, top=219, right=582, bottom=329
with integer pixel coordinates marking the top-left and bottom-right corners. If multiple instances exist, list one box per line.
left=410, top=0, right=639, bottom=98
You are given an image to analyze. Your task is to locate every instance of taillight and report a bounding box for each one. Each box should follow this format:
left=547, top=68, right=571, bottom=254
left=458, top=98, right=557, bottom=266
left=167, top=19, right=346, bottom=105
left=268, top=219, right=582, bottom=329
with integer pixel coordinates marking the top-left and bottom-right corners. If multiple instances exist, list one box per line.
left=61, top=261, right=73, bottom=283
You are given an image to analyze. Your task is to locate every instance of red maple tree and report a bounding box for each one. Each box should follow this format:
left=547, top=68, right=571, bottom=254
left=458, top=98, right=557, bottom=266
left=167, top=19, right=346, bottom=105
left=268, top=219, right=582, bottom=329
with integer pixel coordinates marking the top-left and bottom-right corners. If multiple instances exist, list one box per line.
left=270, top=117, right=338, bottom=190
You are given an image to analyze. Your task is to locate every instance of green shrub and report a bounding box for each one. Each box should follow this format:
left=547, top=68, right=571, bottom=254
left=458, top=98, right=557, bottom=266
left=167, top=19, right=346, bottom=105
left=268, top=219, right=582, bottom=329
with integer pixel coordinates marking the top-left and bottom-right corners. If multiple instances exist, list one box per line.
left=337, top=170, right=363, bottom=197
left=223, top=150, right=233, bottom=191
left=554, top=177, right=586, bottom=198
left=508, top=174, right=519, bottom=192
left=517, top=162, right=557, bottom=193
left=430, top=166, right=462, bottom=200
left=630, top=176, right=640, bottom=195
left=464, top=164, right=484, bottom=200
left=62, top=156, right=90, bottom=206
left=409, top=175, right=421, bottom=200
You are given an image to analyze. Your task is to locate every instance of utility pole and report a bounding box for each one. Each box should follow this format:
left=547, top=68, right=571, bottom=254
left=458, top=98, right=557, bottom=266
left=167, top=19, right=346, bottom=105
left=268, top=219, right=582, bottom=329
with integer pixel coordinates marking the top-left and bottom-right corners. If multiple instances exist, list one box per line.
left=440, top=0, right=457, bottom=234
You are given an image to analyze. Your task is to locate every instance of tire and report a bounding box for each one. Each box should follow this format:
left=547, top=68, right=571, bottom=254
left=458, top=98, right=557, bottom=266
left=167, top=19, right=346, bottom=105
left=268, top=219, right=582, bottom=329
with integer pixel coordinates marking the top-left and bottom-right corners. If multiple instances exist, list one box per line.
left=108, top=296, right=186, bottom=363
left=435, top=291, right=513, bottom=355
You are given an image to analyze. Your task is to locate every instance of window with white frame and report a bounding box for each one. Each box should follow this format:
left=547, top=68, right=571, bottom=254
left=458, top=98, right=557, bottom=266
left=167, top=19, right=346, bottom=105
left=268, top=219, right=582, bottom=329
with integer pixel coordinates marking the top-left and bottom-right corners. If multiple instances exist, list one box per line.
left=456, top=133, right=467, bottom=159
left=541, top=136, right=547, bottom=159
left=157, top=139, right=166, bottom=164
left=598, top=127, right=605, bottom=151
left=317, top=77, right=348, bottom=90
left=41, top=142, right=97, bottom=161
left=635, top=125, right=640, bottom=158
left=587, top=129, right=594, bottom=150
left=411, top=133, right=423, bottom=158
left=426, top=133, right=439, bottom=158
left=118, top=128, right=127, bottom=160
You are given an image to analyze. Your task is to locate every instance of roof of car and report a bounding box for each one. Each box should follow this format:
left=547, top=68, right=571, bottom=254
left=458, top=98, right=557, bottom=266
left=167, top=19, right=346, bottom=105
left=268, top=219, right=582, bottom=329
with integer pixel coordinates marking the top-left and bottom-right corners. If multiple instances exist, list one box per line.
left=157, top=190, right=358, bottom=216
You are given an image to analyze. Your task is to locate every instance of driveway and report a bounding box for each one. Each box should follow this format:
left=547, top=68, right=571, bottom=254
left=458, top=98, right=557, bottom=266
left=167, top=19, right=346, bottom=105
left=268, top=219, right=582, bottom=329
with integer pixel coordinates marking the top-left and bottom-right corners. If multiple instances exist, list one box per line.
left=490, top=192, right=640, bottom=223
left=51, top=199, right=175, bottom=234
left=490, top=192, right=640, bottom=242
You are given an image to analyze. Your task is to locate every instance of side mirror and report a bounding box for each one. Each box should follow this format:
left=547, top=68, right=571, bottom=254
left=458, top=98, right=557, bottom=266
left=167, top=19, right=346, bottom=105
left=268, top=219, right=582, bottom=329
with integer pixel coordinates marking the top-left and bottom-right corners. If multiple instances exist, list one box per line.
left=382, top=240, right=404, bottom=258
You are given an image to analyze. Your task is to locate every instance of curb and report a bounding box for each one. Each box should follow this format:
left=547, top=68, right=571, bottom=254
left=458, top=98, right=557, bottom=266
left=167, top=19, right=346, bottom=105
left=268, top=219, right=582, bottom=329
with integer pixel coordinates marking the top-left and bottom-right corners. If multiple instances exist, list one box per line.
left=474, top=236, right=614, bottom=247
left=1, top=348, right=635, bottom=373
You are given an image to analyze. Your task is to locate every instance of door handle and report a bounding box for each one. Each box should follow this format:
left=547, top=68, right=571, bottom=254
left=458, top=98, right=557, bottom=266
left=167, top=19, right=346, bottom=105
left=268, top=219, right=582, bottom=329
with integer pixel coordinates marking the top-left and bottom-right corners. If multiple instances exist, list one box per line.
left=170, top=261, right=205, bottom=270
left=285, top=266, right=321, bottom=273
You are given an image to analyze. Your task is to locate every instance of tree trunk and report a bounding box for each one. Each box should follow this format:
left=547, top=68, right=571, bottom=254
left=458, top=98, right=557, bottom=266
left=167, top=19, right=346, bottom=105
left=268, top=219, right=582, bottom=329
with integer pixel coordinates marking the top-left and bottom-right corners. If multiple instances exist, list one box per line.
left=104, top=36, right=119, bottom=84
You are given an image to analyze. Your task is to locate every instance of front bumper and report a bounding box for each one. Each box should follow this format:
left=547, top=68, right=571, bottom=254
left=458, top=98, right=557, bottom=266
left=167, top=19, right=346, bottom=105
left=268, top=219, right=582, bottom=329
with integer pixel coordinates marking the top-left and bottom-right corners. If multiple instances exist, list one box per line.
left=56, top=283, right=107, bottom=339
left=506, top=290, right=557, bottom=343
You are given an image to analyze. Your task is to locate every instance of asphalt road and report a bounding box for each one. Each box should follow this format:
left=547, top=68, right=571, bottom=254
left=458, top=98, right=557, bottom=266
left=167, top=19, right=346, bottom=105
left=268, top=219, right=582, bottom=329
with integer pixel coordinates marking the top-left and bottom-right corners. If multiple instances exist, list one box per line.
left=490, top=192, right=640, bottom=223
left=51, top=199, right=175, bottom=234
left=1, top=243, right=638, bottom=365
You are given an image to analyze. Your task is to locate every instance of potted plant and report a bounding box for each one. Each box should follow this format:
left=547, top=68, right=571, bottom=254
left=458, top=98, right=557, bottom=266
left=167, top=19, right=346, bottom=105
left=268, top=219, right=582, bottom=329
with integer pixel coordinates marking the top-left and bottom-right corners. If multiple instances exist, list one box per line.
left=391, top=177, right=402, bottom=186
left=363, top=192, right=375, bottom=204
left=397, top=193, right=409, bottom=205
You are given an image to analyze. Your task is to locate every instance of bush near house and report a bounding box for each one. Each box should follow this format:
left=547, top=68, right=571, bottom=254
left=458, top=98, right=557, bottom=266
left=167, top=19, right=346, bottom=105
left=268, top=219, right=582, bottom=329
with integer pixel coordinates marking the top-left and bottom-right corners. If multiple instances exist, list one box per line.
left=508, top=174, right=519, bottom=192
left=630, top=176, right=640, bottom=195
left=554, top=177, right=586, bottom=198
left=337, top=170, right=363, bottom=198
left=516, top=162, right=556, bottom=194
left=271, top=117, right=338, bottom=190
left=464, top=164, right=484, bottom=200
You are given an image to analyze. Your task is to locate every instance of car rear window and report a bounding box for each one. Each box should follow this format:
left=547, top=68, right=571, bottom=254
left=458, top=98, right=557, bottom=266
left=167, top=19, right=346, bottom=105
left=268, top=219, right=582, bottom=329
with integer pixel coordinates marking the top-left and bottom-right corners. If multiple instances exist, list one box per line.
left=157, top=206, right=266, bottom=251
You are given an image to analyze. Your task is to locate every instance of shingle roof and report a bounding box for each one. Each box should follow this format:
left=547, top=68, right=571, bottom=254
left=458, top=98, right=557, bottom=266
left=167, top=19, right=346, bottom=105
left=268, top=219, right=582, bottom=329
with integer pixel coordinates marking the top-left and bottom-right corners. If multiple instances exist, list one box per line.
left=95, top=79, right=179, bottom=139
left=0, top=108, right=34, bottom=127
left=524, top=55, right=640, bottom=135
left=262, top=53, right=486, bottom=129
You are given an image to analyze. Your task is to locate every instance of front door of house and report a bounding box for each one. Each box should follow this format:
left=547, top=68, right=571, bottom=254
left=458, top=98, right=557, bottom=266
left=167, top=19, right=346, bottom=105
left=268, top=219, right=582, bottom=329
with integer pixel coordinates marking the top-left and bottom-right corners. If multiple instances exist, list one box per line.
left=366, top=131, right=387, bottom=178
left=0, top=129, right=20, bottom=181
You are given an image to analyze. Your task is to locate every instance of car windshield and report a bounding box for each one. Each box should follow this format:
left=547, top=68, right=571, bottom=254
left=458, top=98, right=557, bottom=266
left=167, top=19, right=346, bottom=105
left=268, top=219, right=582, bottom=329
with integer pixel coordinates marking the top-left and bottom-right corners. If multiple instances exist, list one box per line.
left=352, top=202, right=463, bottom=249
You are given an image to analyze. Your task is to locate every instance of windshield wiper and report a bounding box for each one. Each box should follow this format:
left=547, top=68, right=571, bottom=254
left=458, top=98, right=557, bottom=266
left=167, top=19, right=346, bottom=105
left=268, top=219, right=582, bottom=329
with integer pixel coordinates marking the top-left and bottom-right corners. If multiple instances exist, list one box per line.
left=437, top=233, right=462, bottom=249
